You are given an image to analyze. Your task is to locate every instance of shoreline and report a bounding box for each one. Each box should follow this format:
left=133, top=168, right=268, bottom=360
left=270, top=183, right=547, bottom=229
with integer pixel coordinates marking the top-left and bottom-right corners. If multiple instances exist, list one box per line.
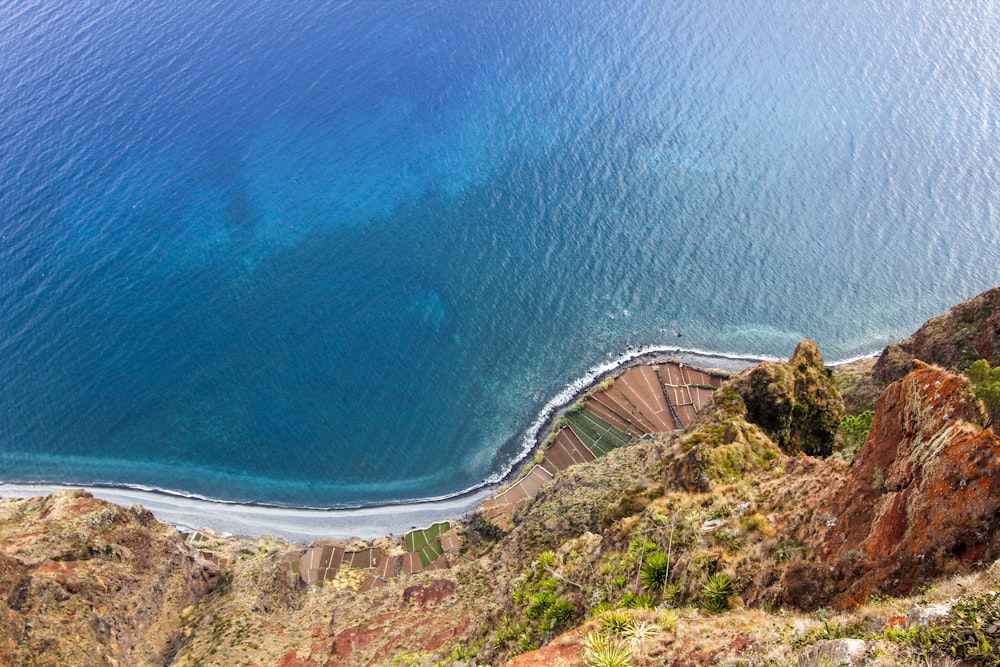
left=494, top=346, right=765, bottom=487
left=0, top=482, right=495, bottom=543
left=0, top=346, right=876, bottom=543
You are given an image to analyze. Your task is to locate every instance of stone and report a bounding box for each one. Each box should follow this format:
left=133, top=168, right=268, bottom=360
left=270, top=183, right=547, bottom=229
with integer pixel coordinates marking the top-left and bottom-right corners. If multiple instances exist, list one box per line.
left=797, top=639, right=868, bottom=666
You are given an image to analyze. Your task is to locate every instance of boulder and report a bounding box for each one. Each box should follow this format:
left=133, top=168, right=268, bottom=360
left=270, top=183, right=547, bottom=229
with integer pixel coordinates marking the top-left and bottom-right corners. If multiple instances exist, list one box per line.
left=797, top=638, right=868, bottom=666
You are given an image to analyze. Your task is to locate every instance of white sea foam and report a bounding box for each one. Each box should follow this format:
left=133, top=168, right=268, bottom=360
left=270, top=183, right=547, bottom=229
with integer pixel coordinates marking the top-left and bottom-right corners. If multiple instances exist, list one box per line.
left=485, top=345, right=765, bottom=485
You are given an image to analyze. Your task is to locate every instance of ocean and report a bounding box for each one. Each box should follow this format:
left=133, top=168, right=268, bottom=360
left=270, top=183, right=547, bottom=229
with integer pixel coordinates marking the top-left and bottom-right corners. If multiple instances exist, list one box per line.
left=1, top=0, right=998, bottom=506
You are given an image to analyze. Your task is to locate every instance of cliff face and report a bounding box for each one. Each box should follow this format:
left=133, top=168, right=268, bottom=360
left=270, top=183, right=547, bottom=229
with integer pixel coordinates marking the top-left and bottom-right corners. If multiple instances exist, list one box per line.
left=733, top=340, right=843, bottom=457
left=785, top=363, right=1000, bottom=610
left=5, top=291, right=1000, bottom=666
left=0, top=490, right=219, bottom=666
left=874, top=286, right=1000, bottom=386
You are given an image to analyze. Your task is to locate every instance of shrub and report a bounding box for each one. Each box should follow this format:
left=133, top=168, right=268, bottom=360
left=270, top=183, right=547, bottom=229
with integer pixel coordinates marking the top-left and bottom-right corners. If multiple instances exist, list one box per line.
left=640, top=551, right=670, bottom=592
left=701, top=573, right=734, bottom=614
left=838, top=410, right=874, bottom=456
left=624, top=620, right=662, bottom=650
left=544, top=598, right=576, bottom=624
left=966, top=360, right=1000, bottom=425
left=525, top=591, right=557, bottom=619
left=663, top=583, right=684, bottom=607
left=619, top=591, right=653, bottom=609
left=583, top=632, right=632, bottom=667
left=601, top=609, right=634, bottom=635
left=535, top=551, right=557, bottom=569
left=931, top=592, right=1000, bottom=666
left=516, top=632, right=538, bottom=655
left=591, top=602, right=614, bottom=618
left=659, top=609, right=679, bottom=632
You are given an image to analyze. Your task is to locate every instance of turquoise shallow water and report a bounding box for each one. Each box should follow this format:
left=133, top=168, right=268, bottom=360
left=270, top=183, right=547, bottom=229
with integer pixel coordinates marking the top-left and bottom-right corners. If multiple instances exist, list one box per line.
left=1, top=0, right=998, bottom=506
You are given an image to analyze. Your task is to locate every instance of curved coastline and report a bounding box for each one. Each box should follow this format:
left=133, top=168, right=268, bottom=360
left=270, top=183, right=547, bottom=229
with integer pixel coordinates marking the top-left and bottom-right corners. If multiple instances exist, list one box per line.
left=491, top=345, right=768, bottom=487
left=0, top=346, right=850, bottom=542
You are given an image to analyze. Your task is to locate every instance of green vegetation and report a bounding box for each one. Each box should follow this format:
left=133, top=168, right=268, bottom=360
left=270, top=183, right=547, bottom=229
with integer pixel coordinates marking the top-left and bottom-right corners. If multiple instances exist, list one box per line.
left=966, top=359, right=1000, bottom=424
left=701, top=573, right=735, bottom=613
left=601, top=609, right=634, bottom=634
left=564, top=409, right=635, bottom=456
left=544, top=598, right=576, bottom=624
left=525, top=591, right=558, bottom=619
left=583, top=632, right=632, bottom=667
left=838, top=410, right=874, bottom=457
left=619, top=591, right=653, bottom=609
left=639, top=551, right=670, bottom=592
left=404, top=522, right=449, bottom=567
left=927, top=592, right=1000, bottom=666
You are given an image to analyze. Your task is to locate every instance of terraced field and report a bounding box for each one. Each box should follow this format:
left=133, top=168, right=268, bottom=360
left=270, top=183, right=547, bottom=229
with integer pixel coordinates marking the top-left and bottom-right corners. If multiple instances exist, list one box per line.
left=294, top=359, right=725, bottom=587
left=480, top=360, right=724, bottom=525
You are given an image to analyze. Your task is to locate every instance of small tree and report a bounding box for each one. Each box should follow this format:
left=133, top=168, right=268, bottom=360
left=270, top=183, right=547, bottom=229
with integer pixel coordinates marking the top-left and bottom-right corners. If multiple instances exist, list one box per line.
left=965, top=360, right=1000, bottom=425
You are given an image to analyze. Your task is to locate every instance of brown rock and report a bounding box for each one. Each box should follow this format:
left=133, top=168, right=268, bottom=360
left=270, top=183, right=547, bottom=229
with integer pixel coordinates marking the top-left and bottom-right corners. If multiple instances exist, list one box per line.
left=0, top=490, right=221, bottom=666
left=734, top=340, right=843, bottom=457
left=786, top=364, right=1000, bottom=609
left=873, top=286, right=1000, bottom=386
left=401, top=579, right=455, bottom=607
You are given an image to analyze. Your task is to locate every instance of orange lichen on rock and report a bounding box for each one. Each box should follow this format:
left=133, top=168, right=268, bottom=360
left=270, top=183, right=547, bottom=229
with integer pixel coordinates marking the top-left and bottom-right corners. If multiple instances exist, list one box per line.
left=785, top=363, right=1000, bottom=609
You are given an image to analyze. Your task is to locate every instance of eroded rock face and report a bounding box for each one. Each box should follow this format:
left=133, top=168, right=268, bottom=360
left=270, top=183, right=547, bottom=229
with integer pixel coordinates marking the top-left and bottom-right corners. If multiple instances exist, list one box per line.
left=734, top=340, right=843, bottom=457
left=785, top=364, right=1000, bottom=609
left=873, top=286, right=1000, bottom=387
left=0, top=490, right=220, bottom=666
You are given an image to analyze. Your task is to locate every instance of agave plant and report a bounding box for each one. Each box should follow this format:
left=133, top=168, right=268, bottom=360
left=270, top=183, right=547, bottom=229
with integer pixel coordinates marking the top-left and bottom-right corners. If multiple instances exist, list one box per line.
left=623, top=620, right=662, bottom=651
left=640, top=551, right=670, bottom=592
left=701, top=572, right=735, bottom=613
left=583, top=632, right=632, bottom=667
left=601, top=609, right=635, bottom=635
left=544, top=598, right=576, bottom=624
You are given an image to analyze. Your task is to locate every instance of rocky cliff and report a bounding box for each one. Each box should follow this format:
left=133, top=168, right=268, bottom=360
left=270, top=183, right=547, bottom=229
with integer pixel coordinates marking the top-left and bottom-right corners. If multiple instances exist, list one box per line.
left=0, top=490, right=219, bottom=666
left=874, top=286, right=1000, bottom=386
left=784, top=362, right=1000, bottom=610
left=3, top=290, right=1000, bottom=666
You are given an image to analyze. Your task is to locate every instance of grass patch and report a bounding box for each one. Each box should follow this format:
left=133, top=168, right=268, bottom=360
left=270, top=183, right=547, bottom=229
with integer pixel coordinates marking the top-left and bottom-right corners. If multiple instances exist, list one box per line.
left=565, top=409, right=635, bottom=456
left=404, top=521, right=450, bottom=567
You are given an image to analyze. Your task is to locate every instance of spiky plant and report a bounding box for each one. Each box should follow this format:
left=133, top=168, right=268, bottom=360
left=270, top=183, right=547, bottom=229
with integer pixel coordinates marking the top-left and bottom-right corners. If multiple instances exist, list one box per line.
left=601, top=609, right=634, bottom=635
left=620, top=591, right=654, bottom=609
left=525, top=590, right=557, bottom=619
left=583, top=632, right=632, bottom=667
left=624, top=620, right=662, bottom=651
left=659, top=609, right=679, bottom=632
left=535, top=550, right=557, bottom=569
left=640, top=551, right=670, bottom=592
left=701, top=573, right=735, bottom=613
left=544, top=598, right=576, bottom=624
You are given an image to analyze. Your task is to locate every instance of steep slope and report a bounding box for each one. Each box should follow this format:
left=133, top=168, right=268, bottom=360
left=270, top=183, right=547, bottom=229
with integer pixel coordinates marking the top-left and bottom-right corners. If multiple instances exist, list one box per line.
left=0, top=490, right=219, bottom=666
left=785, top=362, right=1000, bottom=610
left=5, top=290, right=1000, bottom=666
left=874, top=286, right=1000, bottom=386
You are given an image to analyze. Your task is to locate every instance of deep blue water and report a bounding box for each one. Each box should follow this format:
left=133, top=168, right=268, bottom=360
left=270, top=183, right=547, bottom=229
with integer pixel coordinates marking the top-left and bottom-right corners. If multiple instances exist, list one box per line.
left=2, top=0, right=998, bottom=506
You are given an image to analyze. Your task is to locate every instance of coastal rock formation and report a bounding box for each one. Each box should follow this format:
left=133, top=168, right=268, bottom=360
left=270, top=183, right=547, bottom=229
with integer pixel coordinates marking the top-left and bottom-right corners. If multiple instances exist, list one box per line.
left=7, top=291, right=1000, bottom=666
left=669, top=383, right=781, bottom=491
left=733, top=340, right=844, bottom=456
left=873, top=286, right=1000, bottom=386
left=0, top=489, right=219, bottom=666
left=785, top=363, right=1000, bottom=609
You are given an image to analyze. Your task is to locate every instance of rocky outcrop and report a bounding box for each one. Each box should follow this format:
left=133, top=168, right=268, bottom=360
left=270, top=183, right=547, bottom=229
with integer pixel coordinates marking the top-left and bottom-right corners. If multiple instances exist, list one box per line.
left=0, top=490, right=220, bottom=666
left=733, top=340, right=844, bottom=456
left=670, top=384, right=782, bottom=491
left=873, top=286, right=1000, bottom=386
left=784, top=363, right=1000, bottom=609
